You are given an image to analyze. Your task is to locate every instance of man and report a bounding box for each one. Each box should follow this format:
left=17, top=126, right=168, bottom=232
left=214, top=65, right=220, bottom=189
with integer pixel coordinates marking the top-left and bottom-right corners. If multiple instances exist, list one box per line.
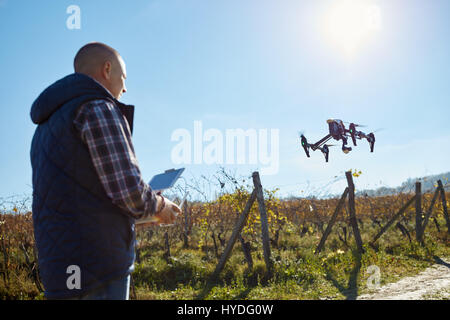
left=30, top=42, right=180, bottom=300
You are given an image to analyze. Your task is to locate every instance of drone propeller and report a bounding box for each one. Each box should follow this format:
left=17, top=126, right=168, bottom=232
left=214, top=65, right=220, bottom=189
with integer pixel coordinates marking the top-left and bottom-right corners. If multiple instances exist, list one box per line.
left=344, top=121, right=367, bottom=128
left=297, top=130, right=306, bottom=138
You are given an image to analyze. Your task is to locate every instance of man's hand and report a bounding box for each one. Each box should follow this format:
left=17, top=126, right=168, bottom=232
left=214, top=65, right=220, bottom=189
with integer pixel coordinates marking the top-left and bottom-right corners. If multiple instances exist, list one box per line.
left=136, top=195, right=181, bottom=229
left=154, top=197, right=181, bottom=225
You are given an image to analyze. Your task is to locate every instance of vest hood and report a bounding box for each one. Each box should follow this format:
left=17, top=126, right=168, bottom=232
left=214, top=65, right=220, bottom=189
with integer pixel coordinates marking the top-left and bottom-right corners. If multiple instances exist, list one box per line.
left=31, top=73, right=115, bottom=124
left=30, top=72, right=135, bottom=133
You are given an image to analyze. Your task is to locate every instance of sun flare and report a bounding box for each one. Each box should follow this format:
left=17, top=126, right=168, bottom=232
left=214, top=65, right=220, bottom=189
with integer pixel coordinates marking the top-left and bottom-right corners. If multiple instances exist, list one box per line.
left=323, top=0, right=382, bottom=56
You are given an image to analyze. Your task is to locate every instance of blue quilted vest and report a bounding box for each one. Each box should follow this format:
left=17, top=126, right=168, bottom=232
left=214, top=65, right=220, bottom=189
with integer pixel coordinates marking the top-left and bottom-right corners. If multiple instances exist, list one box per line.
left=30, top=73, right=136, bottom=299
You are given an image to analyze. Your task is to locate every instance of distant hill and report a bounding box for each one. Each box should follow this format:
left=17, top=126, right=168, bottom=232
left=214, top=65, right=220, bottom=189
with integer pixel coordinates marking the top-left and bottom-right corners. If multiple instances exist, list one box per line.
left=356, top=171, right=450, bottom=197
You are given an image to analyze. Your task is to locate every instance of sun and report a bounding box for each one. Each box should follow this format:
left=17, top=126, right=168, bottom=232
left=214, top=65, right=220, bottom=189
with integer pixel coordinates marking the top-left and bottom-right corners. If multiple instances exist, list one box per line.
left=323, top=0, right=382, bottom=56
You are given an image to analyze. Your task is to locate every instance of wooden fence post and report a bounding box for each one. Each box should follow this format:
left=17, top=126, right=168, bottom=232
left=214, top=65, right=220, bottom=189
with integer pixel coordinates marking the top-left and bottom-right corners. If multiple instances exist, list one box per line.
left=370, top=196, right=416, bottom=246
left=183, top=202, right=189, bottom=248
left=437, top=180, right=450, bottom=234
left=395, top=222, right=412, bottom=243
left=345, top=171, right=364, bottom=253
left=252, top=171, right=273, bottom=277
left=315, top=187, right=349, bottom=254
left=421, top=186, right=441, bottom=234
left=239, top=235, right=253, bottom=269
left=209, top=189, right=257, bottom=281
left=415, top=181, right=423, bottom=244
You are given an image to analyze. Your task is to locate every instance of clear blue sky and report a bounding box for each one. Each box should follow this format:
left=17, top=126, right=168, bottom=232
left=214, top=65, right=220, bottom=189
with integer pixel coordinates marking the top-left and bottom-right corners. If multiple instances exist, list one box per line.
left=0, top=0, right=449, bottom=200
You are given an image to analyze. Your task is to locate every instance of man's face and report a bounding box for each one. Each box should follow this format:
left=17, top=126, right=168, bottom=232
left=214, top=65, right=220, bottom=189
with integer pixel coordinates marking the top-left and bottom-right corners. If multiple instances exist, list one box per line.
left=105, top=55, right=127, bottom=100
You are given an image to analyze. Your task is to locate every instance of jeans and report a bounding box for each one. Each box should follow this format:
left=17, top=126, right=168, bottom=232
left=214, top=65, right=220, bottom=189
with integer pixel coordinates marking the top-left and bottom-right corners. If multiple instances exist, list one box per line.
left=65, top=274, right=131, bottom=300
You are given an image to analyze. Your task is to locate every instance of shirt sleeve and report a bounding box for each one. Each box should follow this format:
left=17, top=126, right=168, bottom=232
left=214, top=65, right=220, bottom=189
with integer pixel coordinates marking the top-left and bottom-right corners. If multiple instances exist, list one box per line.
left=73, top=99, right=158, bottom=219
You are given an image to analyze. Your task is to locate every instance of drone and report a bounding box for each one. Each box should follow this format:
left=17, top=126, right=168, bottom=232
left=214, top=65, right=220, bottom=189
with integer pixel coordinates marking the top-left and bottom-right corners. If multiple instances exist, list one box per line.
left=300, top=119, right=375, bottom=162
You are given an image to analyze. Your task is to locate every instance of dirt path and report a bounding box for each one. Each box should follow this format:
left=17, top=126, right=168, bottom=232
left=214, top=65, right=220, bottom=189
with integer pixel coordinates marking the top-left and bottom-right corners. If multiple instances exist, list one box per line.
left=358, top=258, right=450, bottom=300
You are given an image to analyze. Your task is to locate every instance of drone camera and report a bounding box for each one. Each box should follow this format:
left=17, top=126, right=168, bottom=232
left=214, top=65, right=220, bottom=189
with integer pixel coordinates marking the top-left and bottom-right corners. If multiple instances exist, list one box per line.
left=342, top=146, right=352, bottom=154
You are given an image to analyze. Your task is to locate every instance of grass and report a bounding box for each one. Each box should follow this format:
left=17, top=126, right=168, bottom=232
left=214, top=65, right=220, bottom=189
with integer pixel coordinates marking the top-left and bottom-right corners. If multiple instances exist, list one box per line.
left=128, top=218, right=449, bottom=300
left=421, top=288, right=450, bottom=300
left=1, top=210, right=449, bottom=300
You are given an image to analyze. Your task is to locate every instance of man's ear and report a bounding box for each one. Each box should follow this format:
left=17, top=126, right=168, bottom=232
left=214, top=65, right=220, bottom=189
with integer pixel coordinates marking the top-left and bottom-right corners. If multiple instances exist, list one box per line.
left=102, top=61, right=112, bottom=80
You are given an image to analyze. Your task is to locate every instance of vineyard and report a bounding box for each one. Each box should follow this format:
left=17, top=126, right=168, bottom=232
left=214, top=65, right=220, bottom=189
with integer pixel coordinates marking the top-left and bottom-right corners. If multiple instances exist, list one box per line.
left=0, top=170, right=449, bottom=300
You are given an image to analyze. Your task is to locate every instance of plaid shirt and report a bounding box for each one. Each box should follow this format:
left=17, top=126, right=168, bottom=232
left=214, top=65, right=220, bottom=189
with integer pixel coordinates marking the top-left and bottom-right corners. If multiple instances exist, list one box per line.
left=73, top=99, right=157, bottom=219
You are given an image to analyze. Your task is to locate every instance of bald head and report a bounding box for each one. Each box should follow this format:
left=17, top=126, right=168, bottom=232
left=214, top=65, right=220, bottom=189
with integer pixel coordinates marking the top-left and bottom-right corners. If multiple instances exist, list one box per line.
left=74, top=42, right=119, bottom=74
left=74, top=42, right=127, bottom=99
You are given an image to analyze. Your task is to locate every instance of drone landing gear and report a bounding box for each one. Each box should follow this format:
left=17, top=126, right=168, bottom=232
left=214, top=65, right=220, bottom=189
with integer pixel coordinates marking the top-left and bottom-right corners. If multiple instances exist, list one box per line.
left=321, top=145, right=330, bottom=162
left=367, top=133, right=375, bottom=152
left=349, top=123, right=357, bottom=146
left=300, top=135, right=310, bottom=157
